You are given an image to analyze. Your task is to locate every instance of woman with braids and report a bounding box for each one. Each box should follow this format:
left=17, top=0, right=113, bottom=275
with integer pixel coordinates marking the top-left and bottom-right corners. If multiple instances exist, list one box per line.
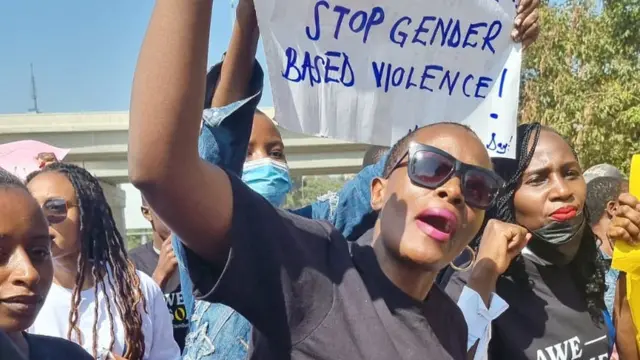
left=0, top=167, right=91, bottom=359
left=445, top=123, right=640, bottom=359
left=24, top=163, right=179, bottom=360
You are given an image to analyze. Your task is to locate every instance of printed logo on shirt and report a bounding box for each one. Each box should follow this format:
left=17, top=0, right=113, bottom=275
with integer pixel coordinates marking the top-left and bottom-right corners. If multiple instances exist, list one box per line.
left=535, top=335, right=608, bottom=360
left=165, top=291, right=189, bottom=328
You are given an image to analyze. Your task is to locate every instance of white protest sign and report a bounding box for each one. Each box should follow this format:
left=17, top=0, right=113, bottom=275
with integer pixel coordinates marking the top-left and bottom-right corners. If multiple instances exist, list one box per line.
left=254, top=0, right=522, bottom=158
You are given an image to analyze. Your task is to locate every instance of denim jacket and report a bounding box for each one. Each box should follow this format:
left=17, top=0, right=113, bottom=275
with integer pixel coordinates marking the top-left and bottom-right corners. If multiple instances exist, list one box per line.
left=176, top=61, right=381, bottom=360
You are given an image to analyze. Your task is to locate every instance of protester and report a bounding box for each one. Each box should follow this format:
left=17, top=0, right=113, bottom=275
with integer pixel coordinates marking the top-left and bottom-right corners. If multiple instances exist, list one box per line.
left=0, top=168, right=91, bottom=359
left=128, top=0, right=555, bottom=358
left=175, top=21, right=391, bottom=358
left=173, top=9, right=381, bottom=355
left=586, top=176, right=625, bottom=314
left=583, top=163, right=626, bottom=185
left=446, top=123, right=640, bottom=359
left=129, top=197, right=187, bottom=352
left=25, top=163, right=179, bottom=360
left=133, top=101, right=529, bottom=360
left=586, top=176, right=626, bottom=359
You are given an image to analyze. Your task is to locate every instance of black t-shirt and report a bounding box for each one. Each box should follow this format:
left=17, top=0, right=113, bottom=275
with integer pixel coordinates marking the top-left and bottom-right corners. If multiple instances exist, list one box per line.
left=129, top=242, right=188, bottom=351
left=185, top=173, right=468, bottom=360
left=446, top=255, right=609, bottom=360
left=24, top=333, right=93, bottom=360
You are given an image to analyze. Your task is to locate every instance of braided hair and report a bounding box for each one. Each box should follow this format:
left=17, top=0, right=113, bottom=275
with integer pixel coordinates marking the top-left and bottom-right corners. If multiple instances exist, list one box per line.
left=26, top=163, right=147, bottom=359
left=472, top=123, right=606, bottom=324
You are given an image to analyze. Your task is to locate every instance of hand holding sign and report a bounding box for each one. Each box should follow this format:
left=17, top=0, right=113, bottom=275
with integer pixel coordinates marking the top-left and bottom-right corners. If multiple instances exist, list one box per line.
left=255, top=0, right=534, bottom=159
left=609, top=193, right=640, bottom=246
left=513, top=0, right=540, bottom=48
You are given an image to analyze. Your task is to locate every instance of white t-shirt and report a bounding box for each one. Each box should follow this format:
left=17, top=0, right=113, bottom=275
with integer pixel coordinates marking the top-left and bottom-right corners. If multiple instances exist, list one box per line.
left=28, top=270, right=180, bottom=359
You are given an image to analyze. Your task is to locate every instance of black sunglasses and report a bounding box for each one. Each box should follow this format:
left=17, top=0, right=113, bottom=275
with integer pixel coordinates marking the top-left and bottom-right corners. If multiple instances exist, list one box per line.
left=41, top=197, right=74, bottom=225
left=387, top=142, right=504, bottom=209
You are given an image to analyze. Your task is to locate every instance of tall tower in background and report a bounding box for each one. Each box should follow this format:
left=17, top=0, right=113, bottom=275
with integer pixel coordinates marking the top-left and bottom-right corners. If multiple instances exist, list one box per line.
left=28, top=63, right=40, bottom=114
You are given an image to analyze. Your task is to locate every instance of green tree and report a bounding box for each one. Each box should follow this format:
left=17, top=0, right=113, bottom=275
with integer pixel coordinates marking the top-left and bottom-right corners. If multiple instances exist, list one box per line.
left=285, top=176, right=349, bottom=208
left=520, top=0, right=640, bottom=173
left=126, top=232, right=150, bottom=251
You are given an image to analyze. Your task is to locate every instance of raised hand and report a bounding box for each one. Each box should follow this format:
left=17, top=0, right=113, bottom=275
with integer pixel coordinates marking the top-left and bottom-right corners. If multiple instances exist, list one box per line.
left=476, top=219, right=531, bottom=276
left=607, top=193, right=640, bottom=246
left=512, top=0, right=541, bottom=49
left=152, top=239, right=178, bottom=290
left=466, top=219, right=531, bottom=306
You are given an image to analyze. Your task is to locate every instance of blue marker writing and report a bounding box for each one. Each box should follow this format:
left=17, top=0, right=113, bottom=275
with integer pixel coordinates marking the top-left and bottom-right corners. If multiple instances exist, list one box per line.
left=498, top=68, right=507, bottom=98
left=485, top=132, right=513, bottom=155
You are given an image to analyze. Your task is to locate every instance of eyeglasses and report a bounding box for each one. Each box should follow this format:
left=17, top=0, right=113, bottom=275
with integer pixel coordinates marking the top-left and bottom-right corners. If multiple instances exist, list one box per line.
left=42, top=197, right=74, bottom=225
left=387, top=142, right=504, bottom=209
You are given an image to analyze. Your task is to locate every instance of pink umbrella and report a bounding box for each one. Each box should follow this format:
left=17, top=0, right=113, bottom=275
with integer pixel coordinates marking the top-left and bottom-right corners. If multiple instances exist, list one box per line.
left=0, top=140, right=70, bottom=181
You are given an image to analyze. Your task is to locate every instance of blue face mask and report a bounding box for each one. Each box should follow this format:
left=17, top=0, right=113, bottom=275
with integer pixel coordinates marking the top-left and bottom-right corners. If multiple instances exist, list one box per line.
left=241, top=158, right=292, bottom=207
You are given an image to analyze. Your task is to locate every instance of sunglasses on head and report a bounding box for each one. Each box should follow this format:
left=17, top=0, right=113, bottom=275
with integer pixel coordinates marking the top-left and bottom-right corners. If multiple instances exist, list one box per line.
left=41, top=197, right=73, bottom=225
left=387, top=142, right=504, bottom=209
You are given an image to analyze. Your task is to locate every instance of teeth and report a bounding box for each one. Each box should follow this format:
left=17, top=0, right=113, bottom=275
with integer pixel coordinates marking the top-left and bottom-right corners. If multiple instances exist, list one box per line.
left=444, top=222, right=451, bottom=234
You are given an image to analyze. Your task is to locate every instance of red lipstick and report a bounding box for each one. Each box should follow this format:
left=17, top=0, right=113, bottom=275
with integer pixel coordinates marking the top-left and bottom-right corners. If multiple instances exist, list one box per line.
left=550, top=206, right=578, bottom=221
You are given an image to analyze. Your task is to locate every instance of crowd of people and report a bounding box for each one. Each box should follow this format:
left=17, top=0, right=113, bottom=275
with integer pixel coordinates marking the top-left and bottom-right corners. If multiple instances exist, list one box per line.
left=0, top=0, right=638, bottom=359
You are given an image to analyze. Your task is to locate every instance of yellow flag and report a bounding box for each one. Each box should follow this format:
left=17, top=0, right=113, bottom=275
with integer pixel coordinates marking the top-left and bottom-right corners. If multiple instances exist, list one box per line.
left=611, top=154, right=640, bottom=349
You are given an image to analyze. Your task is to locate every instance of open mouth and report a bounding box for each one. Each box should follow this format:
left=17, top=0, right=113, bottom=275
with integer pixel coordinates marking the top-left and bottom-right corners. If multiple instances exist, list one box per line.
left=415, top=209, right=458, bottom=243
left=421, top=214, right=454, bottom=234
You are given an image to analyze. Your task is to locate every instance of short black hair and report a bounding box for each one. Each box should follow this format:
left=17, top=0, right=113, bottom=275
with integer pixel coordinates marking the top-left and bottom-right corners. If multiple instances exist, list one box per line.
left=382, top=122, right=477, bottom=177
left=586, top=176, right=623, bottom=225
left=0, top=167, right=28, bottom=191
left=362, top=145, right=389, bottom=168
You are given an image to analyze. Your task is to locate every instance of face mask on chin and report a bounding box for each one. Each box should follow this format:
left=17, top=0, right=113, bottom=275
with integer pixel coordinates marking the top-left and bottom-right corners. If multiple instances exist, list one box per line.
left=241, top=158, right=292, bottom=207
left=524, top=212, right=586, bottom=266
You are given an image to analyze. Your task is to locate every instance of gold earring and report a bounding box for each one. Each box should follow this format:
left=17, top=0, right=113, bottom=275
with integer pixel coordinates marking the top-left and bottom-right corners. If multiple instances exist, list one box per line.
left=450, top=246, right=476, bottom=272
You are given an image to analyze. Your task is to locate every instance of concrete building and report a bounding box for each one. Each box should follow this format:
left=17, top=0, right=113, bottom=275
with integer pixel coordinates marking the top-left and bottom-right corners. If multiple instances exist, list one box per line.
left=0, top=110, right=368, bottom=235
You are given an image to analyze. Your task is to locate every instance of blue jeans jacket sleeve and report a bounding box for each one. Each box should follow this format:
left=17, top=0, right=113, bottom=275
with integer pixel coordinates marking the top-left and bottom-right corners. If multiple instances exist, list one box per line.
left=288, top=152, right=386, bottom=240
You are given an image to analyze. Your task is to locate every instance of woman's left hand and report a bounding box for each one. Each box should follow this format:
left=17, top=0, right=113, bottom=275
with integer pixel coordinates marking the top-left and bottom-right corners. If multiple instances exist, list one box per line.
left=607, top=193, right=640, bottom=246
left=512, top=0, right=540, bottom=49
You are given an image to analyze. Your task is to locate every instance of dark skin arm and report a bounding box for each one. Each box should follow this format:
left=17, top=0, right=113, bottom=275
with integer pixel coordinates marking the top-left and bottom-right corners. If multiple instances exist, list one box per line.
left=211, top=0, right=260, bottom=108
left=130, top=0, right=233, bottom=264
left=465, top=220, right=530, bottom=359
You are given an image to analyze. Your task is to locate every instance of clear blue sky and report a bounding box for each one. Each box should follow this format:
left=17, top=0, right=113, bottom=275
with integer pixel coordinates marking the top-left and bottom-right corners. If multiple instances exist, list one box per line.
left=0, top=0, right=273, bottom=114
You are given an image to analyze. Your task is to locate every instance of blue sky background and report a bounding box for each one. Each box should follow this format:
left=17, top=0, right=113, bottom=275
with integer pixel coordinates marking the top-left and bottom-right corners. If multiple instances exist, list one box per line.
left=0, top=0, right=273, bottom=114
left=0, top=0, right=275, bottom=230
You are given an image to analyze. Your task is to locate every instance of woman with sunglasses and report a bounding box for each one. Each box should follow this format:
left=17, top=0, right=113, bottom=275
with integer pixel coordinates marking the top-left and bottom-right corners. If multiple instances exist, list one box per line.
left=130, top=0, right=546, bottom=357
left=445, top=123, right=640, bottom=359
left=0, top=168, right=92, bottom=359
left=129, top=8, right=532, bottom=355
left=133, top=113, right=530, bottom=358
left=24, top=163, right=179, bottom=360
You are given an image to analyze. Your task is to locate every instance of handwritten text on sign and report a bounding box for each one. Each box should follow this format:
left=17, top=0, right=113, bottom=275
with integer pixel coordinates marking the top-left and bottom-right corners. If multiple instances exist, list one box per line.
left=255, top=0, right=522, bottom=158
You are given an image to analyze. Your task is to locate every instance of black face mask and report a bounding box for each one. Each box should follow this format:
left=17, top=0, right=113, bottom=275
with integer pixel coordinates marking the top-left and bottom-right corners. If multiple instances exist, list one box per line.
left=526, top=213, right=586, bottom=265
